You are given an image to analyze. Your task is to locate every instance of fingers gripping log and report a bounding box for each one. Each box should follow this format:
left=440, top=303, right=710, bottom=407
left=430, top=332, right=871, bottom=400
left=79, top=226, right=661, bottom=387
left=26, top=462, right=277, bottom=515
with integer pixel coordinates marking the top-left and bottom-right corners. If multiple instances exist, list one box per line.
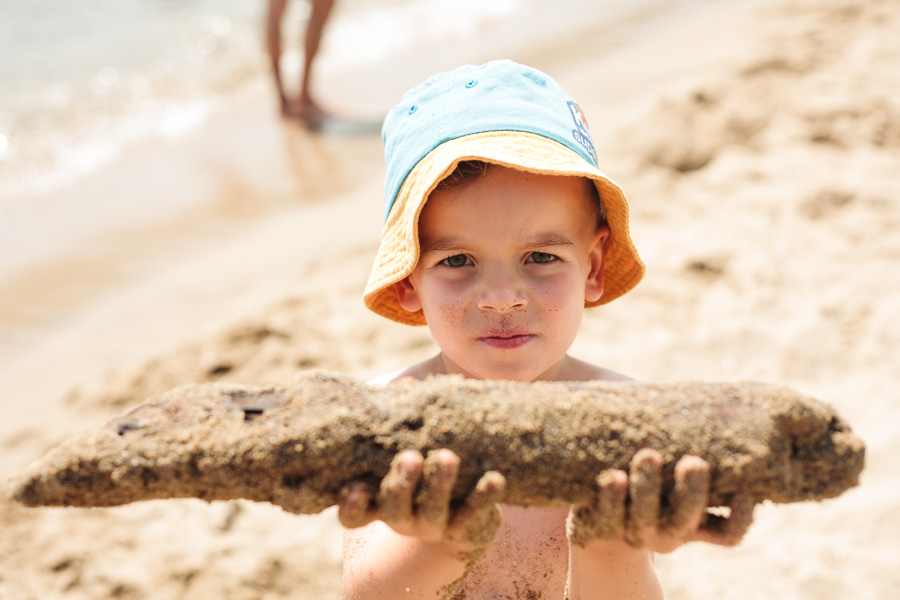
left=11, top=371, right=864, bottom=524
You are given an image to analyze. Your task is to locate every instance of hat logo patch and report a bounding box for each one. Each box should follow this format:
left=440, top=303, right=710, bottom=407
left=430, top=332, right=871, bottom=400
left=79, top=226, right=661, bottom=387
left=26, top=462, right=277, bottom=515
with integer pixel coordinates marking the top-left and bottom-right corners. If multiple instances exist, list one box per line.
left=567, top=100, right=597, bottom=164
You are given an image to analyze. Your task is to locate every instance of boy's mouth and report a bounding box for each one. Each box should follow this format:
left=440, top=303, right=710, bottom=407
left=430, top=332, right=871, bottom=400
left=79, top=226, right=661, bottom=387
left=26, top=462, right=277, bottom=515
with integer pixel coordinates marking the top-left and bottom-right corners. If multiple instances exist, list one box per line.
left=478, top=331, right=535, bottom=349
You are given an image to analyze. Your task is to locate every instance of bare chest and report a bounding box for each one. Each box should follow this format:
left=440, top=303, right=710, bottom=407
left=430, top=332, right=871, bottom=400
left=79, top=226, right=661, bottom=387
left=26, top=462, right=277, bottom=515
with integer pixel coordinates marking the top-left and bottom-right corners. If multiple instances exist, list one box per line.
left=453, top=506, right=570, bottom=600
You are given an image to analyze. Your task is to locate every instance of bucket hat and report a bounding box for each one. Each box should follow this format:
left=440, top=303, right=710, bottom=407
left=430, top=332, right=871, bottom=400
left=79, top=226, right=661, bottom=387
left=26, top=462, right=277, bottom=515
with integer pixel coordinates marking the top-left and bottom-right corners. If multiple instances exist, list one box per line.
left=364, top=59, right=644, bottom=325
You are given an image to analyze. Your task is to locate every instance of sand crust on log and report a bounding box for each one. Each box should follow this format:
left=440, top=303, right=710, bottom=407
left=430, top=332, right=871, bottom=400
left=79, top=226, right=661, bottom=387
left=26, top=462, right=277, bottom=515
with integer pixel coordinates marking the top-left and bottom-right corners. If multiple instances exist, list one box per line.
left=11, top=371, right=864, bottom=534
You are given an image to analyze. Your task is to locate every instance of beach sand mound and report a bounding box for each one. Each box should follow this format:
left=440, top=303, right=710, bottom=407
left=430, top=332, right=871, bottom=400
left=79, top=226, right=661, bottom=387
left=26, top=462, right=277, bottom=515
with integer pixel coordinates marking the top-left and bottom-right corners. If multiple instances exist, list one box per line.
left=624, top=0, right=900, bottom=174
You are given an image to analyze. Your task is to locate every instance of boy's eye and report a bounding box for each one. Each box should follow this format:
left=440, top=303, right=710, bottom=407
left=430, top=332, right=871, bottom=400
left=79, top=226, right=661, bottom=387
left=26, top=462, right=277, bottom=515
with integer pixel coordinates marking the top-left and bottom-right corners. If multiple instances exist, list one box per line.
left=441, top=254, right=471, bottom=267
left=529, top=252, right=558, bottom=264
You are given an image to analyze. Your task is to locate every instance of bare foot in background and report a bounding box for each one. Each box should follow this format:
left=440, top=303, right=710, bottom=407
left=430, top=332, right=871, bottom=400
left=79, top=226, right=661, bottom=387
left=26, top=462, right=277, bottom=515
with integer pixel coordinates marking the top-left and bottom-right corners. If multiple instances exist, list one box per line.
left=282, top=96, right=332, bottom=126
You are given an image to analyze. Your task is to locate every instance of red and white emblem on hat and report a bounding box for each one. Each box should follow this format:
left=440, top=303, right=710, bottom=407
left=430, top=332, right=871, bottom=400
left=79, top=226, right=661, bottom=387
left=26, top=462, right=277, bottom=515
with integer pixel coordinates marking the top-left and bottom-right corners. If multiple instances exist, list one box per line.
left=567, top=101, right=597, bottom=164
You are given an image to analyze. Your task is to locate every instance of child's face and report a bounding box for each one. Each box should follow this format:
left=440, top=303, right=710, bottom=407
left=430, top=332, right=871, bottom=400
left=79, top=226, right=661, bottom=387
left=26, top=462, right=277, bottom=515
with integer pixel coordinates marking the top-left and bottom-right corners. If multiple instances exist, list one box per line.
left=395, top=166, right=609, bottom=381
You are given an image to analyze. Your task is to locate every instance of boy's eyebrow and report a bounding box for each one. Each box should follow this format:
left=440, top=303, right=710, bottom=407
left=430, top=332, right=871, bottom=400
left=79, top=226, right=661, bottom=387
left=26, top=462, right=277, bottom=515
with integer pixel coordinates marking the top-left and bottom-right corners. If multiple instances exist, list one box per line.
left=420, top=238, right=468, bottom=254
left=529, top=233, right=576, bottom=247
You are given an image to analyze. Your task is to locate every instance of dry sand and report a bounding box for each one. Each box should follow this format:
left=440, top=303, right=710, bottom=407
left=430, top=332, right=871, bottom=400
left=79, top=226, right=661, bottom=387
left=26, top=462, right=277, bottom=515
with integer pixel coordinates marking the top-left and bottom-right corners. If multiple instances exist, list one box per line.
left=2, top=0, right=899, bottom=598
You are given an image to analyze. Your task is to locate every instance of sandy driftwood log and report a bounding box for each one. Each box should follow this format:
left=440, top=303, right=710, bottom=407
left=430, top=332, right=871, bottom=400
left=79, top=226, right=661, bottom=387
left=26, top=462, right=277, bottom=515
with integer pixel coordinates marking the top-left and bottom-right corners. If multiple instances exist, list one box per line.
left=12, top=371, right=864, bottom=516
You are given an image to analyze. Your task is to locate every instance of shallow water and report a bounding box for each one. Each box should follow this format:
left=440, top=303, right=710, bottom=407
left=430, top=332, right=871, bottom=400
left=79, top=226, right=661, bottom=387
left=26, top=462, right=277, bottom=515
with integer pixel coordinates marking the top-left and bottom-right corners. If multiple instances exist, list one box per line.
left=0, top=0, right=666, bottom=200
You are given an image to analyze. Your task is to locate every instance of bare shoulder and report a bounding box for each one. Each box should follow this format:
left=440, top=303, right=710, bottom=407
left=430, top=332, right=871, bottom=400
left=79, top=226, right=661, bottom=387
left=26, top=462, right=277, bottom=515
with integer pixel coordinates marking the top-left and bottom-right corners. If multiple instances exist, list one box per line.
left=366, top=353, right=445, bottom=386
left=564, top=355, right=634, bottom=382
left=366, top=368, right=412, bottom=387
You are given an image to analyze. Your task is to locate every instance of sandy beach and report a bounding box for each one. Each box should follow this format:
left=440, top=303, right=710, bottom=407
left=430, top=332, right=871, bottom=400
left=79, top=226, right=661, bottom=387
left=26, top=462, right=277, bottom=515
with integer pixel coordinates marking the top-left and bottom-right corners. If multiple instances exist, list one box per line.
left=2, top=0, right=899, bottom=598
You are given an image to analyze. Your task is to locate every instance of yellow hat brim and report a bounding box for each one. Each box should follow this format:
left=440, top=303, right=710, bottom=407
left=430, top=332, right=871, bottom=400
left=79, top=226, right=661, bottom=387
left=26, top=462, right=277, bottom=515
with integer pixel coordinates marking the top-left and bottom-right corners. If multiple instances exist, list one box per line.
left=364, top=131, right=645, bottom=326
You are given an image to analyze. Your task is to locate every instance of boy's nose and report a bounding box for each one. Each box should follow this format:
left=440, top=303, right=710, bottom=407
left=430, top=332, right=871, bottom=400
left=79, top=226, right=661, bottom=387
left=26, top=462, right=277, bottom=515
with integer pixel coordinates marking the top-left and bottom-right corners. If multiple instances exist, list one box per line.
left=476, top=279, right=528, bottom=313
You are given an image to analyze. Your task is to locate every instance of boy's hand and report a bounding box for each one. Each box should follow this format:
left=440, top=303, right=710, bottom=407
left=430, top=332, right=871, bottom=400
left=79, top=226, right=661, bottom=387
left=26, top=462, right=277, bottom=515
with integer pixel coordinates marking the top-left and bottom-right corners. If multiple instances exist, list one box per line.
left=337, top=449, right=506, bottom=554
left=567, top=449, right=756, bottom=553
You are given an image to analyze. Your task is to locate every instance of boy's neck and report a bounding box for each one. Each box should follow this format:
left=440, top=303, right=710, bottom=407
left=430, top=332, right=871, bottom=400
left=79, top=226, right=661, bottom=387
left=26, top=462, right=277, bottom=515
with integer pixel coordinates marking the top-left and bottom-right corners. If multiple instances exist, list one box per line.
left=388, top=353, right=628, bottom=383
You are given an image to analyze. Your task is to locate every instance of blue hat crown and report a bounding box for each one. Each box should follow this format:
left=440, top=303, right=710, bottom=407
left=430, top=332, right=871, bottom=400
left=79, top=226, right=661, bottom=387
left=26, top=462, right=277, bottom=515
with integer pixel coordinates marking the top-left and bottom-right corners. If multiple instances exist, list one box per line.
left=381, top=59, right=599, bottom=221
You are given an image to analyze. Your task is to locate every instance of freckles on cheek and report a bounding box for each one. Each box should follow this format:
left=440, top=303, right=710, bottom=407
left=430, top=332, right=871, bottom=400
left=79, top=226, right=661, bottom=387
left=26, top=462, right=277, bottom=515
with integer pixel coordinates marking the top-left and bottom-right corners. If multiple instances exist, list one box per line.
left=538, top=282, right=572, bottom=312
left=436, top=299, right=467, bottom=329
left=427, top=281, right=469, bottom=329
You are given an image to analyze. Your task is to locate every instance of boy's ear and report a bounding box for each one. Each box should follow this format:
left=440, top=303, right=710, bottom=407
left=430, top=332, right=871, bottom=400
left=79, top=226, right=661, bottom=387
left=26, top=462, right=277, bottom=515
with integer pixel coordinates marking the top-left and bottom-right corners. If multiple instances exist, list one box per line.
left=584, top=225, right=609, bottom=303
left=394, top=277, right=423, bottom=313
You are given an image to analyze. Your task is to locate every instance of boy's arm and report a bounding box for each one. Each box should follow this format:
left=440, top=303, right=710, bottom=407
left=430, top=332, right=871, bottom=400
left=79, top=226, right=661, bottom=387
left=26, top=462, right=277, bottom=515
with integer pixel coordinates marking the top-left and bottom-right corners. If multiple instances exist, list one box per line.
left=565, top=450, right=755, bottom=600
left=341, top=449, right=505, bottom=600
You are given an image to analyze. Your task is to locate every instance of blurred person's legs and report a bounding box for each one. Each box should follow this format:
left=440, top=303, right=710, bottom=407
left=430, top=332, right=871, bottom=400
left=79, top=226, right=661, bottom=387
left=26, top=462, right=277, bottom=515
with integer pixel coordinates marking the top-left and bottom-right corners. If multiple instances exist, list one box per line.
left=266, top=0, right=335, bottom=121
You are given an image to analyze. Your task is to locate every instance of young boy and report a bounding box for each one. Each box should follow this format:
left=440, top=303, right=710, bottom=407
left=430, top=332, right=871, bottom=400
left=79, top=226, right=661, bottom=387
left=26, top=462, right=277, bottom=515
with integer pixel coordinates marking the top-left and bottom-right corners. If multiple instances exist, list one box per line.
left=340, top=60, right=754, bottom=599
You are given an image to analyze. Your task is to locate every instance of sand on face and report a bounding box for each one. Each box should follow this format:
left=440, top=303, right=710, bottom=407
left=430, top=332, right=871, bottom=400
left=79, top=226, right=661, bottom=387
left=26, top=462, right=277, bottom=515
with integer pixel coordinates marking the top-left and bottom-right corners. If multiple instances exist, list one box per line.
left=12, top=370, right=864, bottom=542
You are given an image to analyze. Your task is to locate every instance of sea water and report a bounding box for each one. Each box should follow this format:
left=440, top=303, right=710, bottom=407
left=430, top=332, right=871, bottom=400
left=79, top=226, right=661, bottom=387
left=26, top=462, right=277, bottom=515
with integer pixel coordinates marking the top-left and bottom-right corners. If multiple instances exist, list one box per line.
left=0, top=0, right=667, bottom=201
